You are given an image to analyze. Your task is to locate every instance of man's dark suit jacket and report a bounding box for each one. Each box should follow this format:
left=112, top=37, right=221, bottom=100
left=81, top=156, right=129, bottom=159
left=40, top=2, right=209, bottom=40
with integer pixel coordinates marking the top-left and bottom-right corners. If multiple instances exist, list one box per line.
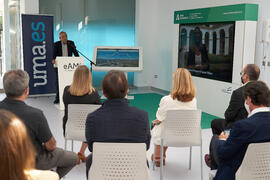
left=53, top=40, right=79, bottom=59
left=214, top=111, right=270, bottom=180
left=224, top=86, right=248, bottom=129
left=85, top=98, right=151, bottom=152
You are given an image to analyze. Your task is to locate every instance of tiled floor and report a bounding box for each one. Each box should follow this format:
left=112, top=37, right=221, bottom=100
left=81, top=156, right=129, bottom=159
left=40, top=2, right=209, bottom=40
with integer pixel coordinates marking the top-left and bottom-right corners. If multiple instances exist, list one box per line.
left=1, top=93, right=214, bottom=180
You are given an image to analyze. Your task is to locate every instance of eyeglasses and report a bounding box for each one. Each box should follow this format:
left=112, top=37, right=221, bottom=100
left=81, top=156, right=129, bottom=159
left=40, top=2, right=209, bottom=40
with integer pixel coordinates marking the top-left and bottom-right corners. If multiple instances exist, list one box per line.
left=240, top=72, right=245, bottom=76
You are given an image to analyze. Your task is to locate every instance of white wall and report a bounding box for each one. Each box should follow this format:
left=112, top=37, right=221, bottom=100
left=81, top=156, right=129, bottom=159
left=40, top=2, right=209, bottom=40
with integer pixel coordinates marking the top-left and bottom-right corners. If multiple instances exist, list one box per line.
left=135, top=0, right=262, bottom=91
left=135, top=0, right=270, bottom=116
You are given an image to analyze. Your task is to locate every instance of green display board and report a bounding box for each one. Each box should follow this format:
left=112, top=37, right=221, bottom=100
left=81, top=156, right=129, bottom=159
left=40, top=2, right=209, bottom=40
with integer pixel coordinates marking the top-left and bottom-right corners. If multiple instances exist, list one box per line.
left=174, top=3, right=258, bottom=24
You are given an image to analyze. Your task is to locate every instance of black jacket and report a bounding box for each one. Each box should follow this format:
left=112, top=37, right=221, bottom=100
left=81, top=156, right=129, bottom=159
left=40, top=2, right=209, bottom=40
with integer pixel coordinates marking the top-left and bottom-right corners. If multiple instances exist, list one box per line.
left=224, top=86, right=248, bottom=129
left=85, top=98, right=151, bottom=152
left=53, top=40, right=79, bottom=59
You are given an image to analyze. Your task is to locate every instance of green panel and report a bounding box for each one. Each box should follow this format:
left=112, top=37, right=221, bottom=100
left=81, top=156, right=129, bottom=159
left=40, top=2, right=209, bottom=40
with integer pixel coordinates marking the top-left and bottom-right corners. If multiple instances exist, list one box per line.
left=174, top=3, right=258, bottom=24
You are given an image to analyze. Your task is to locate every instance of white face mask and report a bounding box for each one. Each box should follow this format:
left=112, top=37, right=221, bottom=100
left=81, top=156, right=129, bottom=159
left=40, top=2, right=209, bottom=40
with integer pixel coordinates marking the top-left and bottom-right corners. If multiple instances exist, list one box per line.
left=244, top=100, right=251, bottom=114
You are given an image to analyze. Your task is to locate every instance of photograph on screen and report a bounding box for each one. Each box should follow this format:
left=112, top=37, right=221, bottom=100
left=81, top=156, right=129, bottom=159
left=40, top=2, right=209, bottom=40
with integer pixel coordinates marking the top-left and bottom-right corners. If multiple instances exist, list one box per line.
left=95, top=48, right=139, bottom=67
left=178, top=22, right=235, bottom=83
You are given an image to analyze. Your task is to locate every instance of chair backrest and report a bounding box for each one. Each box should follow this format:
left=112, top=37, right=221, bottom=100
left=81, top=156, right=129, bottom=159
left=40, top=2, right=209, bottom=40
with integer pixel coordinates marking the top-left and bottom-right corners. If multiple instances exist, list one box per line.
left=65, top=104, right=101, bottom=141
left=162, top=109, right=202, bottom=147
left=88, top=142, right=150, bottom=180
left=236, top=142, right=270, bottom=180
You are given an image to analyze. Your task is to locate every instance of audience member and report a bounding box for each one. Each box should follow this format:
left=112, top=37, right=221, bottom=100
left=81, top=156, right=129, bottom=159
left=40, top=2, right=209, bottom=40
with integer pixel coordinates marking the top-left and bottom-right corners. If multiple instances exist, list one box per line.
left=0, top=69, right=78, bottom=178
left=151, top=68, right=197, bottom=167
left=213, top=81, right=270, bottom=180
left=0, top=110, right=59, bottom=180
left=205, top=64, right=260, bottom=169
left=63, top=65, right=102, bottom=163
left=85, top=70, right=151, bottom=178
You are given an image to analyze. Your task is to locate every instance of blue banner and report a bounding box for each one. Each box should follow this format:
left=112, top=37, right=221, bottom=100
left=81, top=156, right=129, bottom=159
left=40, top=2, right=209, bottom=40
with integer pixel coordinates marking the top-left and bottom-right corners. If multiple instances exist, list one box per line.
left=22, top=14, right=55, bottom=95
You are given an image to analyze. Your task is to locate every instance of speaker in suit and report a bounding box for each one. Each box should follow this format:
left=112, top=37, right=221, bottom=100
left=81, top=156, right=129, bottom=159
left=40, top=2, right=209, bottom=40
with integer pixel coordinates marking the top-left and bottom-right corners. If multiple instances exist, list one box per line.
left=52, top=31, right=79, bottom=104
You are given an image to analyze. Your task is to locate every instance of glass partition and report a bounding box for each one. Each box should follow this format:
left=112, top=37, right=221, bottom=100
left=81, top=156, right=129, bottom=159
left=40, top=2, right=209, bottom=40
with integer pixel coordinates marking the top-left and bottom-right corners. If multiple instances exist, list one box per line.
left=40, top=0, right=135, bottom=86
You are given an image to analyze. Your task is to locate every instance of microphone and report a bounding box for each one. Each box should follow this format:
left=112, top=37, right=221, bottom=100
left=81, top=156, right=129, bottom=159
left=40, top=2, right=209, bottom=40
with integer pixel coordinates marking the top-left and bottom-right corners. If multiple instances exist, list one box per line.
left=68, top=41, right=96, bottom=70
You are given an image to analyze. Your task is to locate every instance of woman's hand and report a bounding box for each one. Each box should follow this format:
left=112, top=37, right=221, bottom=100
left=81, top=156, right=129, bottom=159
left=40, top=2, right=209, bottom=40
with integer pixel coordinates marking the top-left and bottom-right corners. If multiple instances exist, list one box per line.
left=152, top=119, right=162, bottom=125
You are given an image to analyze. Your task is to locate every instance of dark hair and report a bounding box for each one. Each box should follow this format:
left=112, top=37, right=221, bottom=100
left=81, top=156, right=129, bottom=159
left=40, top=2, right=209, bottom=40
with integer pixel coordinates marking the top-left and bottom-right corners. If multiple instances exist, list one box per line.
left=59, top=31, right=67, bottom=36
left=245, top=64, right=260, bottom=81
left=3, top=70, right=29, bottom=98
left=243, top=81, right=270, bottom=106
left=102, top=70, right=128, bottom=99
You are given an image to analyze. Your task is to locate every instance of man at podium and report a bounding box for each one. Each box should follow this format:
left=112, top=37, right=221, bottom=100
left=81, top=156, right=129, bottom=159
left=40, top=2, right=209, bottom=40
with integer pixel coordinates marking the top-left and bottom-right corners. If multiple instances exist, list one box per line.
left=52, top=31, right=79, bottom=104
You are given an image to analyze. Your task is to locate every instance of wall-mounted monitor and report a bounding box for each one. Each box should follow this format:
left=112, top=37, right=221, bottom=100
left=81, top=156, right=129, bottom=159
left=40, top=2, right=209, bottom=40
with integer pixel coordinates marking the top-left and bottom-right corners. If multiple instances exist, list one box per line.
left=178, top=22, right=235, bottom=83
left=92, top=46, right=143, bottom=72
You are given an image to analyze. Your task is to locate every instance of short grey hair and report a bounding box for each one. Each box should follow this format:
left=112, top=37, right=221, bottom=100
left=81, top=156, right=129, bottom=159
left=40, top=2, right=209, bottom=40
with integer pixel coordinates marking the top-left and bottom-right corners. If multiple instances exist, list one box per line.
left=3, top=70, right=29, bottom=98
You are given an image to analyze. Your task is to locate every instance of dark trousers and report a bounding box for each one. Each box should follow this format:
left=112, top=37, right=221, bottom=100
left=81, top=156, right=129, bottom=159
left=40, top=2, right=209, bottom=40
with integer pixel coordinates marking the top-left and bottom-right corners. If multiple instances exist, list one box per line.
left=54, top=68, right=59, bottom=101
left=86, top=154, right=92, bottom=179
left=209, top=119, right=226, bottom=170
left=209, top=135, right=220, bottom=170
left=211, top=118, right=226, bottom=135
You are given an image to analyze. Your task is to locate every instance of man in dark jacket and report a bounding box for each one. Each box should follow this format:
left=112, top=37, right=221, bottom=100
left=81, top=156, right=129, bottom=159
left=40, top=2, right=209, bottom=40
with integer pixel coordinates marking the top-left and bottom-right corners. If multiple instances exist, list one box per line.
left=206, top=64, right=260, bottom=169
left=214, top=81, right=270, bottom=180
left=85, top=70, right=151, bottom=178
left=52, top=31, right=79, bottom=104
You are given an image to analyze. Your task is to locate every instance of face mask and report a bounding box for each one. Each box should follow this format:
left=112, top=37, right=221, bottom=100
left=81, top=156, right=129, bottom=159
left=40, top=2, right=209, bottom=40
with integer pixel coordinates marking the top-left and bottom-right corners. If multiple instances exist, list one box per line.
left=244, top=100, right=251, bottom=114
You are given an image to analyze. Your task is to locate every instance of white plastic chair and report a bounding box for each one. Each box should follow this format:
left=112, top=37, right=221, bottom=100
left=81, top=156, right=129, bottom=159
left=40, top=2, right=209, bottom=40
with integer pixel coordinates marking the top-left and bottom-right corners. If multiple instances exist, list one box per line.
left=236, top=142, right=270, bottom=180
left=64, top=104, right=101, bottom=151
left=88, top=142, right=150, bottom=180
left=153, top=109, right=202, bottom=180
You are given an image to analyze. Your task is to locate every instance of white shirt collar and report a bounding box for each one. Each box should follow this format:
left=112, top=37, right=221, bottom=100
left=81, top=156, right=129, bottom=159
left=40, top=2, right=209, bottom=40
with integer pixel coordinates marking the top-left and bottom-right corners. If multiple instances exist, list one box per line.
left=248, top=107, right=270, bottom=117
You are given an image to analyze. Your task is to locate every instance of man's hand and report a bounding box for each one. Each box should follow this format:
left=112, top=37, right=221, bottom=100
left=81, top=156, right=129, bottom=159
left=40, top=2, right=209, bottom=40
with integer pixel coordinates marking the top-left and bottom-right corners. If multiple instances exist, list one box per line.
left=152, top=119, right=162, bottom=125
left=52, top=59, right=55, bottom=64
left=45, top=137, right=56, bottom=151
left=219, top=132, right=228, bottom=140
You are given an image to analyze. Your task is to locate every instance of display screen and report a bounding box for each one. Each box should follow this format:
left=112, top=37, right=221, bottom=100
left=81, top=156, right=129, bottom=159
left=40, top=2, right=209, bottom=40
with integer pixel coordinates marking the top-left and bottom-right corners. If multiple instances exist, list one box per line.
left=95, top=49, right=139, bottom=67
left=178, top=22, right=235, bottom=83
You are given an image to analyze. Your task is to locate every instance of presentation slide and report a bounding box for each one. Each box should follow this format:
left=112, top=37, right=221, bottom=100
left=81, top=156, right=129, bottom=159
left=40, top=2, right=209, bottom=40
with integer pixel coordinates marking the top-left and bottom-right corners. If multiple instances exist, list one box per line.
left=96, top=49, right=139, bottom=67
left=178, top=22, right=235, bottom=83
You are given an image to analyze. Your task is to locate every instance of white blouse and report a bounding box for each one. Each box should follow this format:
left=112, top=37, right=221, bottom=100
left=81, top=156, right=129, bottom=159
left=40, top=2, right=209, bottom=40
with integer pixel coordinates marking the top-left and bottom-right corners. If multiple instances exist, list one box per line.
left=152, top=95, right=197, bottom=145
left=156, top=95, right=197, bottom=121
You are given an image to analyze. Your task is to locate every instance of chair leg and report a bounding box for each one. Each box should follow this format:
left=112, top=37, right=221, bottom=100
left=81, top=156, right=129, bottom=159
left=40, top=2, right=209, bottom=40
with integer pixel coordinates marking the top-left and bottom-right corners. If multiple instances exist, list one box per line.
left=189, top=146, right=192, bottom=170
left=160, top=139, right=164, bottom=180
left=153, top=144, right=156, bottom=170
left=71, top=140, right=74, bottom=152
left=200, top=144, right=203, bottom=180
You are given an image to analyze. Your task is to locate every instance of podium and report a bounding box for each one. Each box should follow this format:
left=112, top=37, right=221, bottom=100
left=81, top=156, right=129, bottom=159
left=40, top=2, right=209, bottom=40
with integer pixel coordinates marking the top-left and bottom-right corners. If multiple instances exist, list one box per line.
left=55, top=57, right=85, bottom=110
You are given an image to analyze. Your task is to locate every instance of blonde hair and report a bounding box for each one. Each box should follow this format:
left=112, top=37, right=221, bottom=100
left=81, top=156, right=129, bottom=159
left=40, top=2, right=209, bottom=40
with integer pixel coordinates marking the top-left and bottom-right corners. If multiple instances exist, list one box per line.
left=0, top=110, right=36, bottom=180
left=171, top=68, right=196, bottom=102
left=69, top=65, right=95, bottom=96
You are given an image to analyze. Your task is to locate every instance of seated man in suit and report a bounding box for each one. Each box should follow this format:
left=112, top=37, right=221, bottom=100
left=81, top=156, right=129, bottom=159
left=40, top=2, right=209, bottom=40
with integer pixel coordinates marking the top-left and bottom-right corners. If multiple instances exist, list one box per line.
left=205, top=64, right=260, bottom=169
left=85, top=70, right=151, bottom=178
left=52, top=31, right=79, bottom=104
left=0, top=70, right=79, bottom=178
left=213, top=81, right=270, bottom=180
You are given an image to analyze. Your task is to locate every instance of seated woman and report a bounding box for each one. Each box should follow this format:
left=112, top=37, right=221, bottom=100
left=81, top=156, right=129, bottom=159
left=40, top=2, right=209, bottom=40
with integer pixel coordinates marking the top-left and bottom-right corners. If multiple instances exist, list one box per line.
left=63, top=65, right=102, bottom=163
left=0, top=110, right=59, bottom=180
left=151, top=68, right=197, bottom=166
